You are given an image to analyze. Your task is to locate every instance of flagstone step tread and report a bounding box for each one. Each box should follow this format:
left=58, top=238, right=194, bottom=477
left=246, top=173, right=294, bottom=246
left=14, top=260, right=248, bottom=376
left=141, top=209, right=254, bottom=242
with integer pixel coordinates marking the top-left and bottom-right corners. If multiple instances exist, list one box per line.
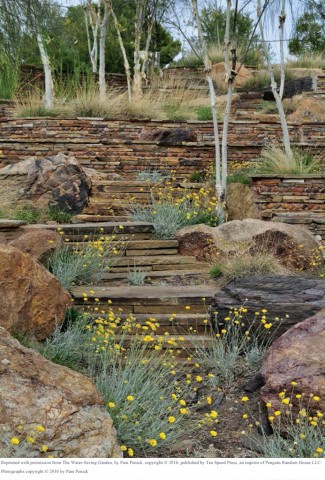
left=75, top=215, right=129, bottom=223
left=101, top=268, right=210, bottom=281
left=30, top=221, right=154, bottom=234
left=72, top=285, right=216, bottom=302
left=109, top=263, right=209, bottom=273
left=98, top=313, right=211, bottom=323
left=112, top=255, right=203, bottom=267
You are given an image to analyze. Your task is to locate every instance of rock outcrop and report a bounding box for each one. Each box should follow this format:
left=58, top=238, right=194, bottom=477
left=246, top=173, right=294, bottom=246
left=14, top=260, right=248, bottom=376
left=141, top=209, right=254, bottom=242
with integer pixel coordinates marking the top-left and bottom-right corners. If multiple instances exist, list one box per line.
left=0, top=153, right=91, bottom=214
left=211, top=276, right=325, bottom=337
left=226, top=183, right=260, bottom=221
left=260, top=309, right=325, bottom=413
left=176, top=219, right=320, bottom=268
left=0, top=244, right=70, bottom=340
left=0, top=328, right=121, bottom=458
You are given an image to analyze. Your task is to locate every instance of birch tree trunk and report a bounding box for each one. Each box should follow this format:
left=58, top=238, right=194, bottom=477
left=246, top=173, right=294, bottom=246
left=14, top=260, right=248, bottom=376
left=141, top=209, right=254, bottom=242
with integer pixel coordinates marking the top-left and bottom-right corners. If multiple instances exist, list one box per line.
left=257, top=0, right=293, bottom=159
left=133, top=0, right=146, bottom=97
left=84, top=1, right=100, bottom=74
left=279, top=0, right=286, bottom=100
left=37, top=33, right=54, bottom=108
left=221, top=0, right=232, bottom=195
left=108, top=1, right=132, bottom=103
left=141, top=15, right=155, bottom=78
left=99, top=0, right=109, bottom=99
left=191, top=0, right=222, bottom=201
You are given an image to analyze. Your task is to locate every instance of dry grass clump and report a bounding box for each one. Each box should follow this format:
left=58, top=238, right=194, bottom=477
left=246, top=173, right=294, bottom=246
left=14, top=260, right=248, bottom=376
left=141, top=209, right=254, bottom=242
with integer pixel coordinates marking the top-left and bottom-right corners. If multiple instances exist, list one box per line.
left=15, top=93, right=70, bottom=118
left=257, top=144, right=319, bottom=175
left=211, top=250, right=288, bottom=284
left=286, top=53, right=325, bottom=70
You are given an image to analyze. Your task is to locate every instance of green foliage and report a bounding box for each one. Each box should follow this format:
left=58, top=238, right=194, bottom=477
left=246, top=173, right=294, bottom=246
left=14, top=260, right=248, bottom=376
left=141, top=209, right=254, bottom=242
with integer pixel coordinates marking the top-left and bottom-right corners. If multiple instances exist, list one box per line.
left=289, top=1, right=325, bottom=56
left=210, top=265, right=222, bottom=279
left=14, top=205, right=42, bottom=224
left=241, top=69, right=297, bottom=92
left=0, top=52, right=19, bottom=99
left=196, top=106, right=213, bottom=121
left=257, top=145, right=320, bottom=175
left=46, top=205, right=73, bottom=224
left=189, top=171, right=205, bottom=183
left=227, top=170, right=252, bottom=185
left=201, top=6, right=259, bottom=49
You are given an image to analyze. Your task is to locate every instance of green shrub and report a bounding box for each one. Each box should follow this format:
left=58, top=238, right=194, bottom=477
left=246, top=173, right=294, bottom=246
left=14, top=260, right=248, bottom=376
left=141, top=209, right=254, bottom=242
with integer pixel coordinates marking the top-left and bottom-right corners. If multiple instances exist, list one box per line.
left=46, top=205, right=73, bottom=224
left=14, top=205, right=42, bottom=224
left=257, top=145, right=319, bottom=175
left=210, top=265, right=223, bottom=278
left=189, top=171, right=205, bottom=183
left=196, top=106, right=213, bottom=121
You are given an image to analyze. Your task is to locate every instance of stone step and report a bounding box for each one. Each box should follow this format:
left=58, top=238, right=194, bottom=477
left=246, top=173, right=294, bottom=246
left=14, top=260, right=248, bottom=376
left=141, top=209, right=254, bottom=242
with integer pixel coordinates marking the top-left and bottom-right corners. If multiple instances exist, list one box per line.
left=72, top=285, right=216, bottom=315
left=76, top=214, right=129, bottom=223
left=91, top=312, right=212, bottom=334
left=111, top=254, right=204, bottom=268
left=100, top=268, right=211, bottom=286
left=32, top=221, right=154, bottom=237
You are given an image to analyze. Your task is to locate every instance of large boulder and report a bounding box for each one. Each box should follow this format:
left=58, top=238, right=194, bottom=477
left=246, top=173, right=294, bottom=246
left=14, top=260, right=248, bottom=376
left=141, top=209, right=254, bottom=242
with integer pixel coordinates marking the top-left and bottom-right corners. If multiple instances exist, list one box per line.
left=260, top=309, right=325, bottom=414
left=226, top=183, right=260, bottom=221
left=211, top=276, right=325, bottom=337
left=0, top=244, right=71, bottom=340
left=9, top=227, right=61, bottom=263
left=0, top=153, right=91, bottom=214
left=0, top=328, right=121, bottom=458
left=211, top=62, right=253, bottom=87
left=176, top=219, right=321, bottom=268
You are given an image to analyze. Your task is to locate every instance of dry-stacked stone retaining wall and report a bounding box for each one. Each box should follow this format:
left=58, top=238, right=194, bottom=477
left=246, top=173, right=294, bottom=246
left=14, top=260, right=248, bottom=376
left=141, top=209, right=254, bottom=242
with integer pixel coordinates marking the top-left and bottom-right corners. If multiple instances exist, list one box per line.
left=251, top=174, right=325, bottom=241
left=0, top=118, right=324, bottom=179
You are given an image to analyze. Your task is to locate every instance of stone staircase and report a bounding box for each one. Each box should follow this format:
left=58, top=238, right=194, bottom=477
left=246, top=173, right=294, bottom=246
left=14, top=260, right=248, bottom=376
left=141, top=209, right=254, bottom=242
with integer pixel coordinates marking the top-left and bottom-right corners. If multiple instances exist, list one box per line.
left=40, top=194, right=216, bottom=352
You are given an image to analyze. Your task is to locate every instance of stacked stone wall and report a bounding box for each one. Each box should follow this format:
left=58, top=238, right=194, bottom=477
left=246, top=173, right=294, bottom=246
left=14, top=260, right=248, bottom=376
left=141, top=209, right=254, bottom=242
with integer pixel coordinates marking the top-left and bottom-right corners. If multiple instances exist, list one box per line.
left=251, top=175, right=325, bottom=240
left=0, top=118, right=324, bottom=179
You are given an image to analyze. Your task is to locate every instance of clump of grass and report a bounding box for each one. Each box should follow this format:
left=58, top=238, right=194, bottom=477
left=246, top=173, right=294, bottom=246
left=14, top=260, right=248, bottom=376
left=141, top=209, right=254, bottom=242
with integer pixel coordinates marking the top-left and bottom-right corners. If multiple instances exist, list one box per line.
left=13, top=205, right=42, bottom=224
left=46, top=205, right=74, bottom=224
left=47, top=238, right=122, bottom=290
left=210, top=265, right=223, bottom=279
left=15, top=93, right=68, bottom=118
left=196, top=106, right=213, bottom=121
left=241, top=68, right=297, bottom=92
left=257, top=144, right=319, bottom=175
left=136, top=170, right=167, bottom=183
left=189, top=171, right=205, bottom=183
left=211, top=251, right=288, bottom=285
left=227, top=168, right=253, bottom=185
left=286, top=53, right=325, bottom=70
left=127, top=266, right=147, bottom=286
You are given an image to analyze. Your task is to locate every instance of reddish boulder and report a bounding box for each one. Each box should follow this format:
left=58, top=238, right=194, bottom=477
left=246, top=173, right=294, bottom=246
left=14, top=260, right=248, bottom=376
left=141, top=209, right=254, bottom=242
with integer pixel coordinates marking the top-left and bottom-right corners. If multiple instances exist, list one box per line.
left=0, top=244, right=71, bottom=340
left=260, top=309, right=325, bottom=413
left=9, top=228, right=61, bottom=263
